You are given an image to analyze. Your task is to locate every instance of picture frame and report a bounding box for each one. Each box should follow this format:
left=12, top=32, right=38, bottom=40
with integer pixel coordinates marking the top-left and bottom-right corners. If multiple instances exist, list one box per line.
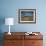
left=18, top=9, right=36, bottom=23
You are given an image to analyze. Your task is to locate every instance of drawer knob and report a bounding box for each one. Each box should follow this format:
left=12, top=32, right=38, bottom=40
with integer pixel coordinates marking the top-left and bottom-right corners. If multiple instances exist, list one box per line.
left=32, top=42, right=35, bottom=44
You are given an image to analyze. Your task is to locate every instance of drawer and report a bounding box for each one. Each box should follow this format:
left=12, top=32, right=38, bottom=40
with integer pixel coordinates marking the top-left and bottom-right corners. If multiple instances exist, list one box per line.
left=25, top=35, right=43, bottom=40
left=24, top=40, right=43, bottom=46
left=4, top=35, right=24, bottom=40
left=4, top=40, right=24, bottom=46
left=32, top=40, right=43, bottom=46
left=4, top=40, right=16, bottom=46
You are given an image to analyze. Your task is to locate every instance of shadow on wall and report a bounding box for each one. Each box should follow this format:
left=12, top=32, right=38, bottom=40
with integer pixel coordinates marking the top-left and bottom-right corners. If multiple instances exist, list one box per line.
left=0, top=16, right=5, bottom=46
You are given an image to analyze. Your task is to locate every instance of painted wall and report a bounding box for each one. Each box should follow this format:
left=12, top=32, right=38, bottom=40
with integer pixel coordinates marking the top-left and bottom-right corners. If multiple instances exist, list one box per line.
left=0, top=0, right=46, bottom=46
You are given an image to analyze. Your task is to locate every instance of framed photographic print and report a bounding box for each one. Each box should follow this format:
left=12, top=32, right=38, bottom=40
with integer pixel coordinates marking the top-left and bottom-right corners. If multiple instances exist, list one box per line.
left=18, top=9, right=36, bottom=23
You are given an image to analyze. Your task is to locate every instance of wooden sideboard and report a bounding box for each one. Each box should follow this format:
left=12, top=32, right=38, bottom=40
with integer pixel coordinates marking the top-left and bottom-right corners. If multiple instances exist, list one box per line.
left=4, top=32, right=43, bottom=46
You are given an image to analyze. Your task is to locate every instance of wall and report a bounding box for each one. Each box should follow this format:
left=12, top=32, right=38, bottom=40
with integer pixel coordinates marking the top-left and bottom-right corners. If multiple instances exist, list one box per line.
left=0, top=0, right=46, bottom=32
